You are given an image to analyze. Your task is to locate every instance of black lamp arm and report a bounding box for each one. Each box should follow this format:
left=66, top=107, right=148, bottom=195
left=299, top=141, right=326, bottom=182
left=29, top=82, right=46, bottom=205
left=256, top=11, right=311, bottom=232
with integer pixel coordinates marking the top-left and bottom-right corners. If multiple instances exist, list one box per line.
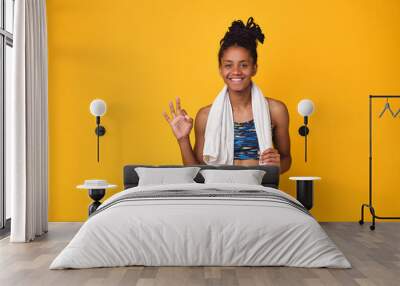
left=94, top=116, right=106, bottom=162
left=298, top=116, right=310, bottom=162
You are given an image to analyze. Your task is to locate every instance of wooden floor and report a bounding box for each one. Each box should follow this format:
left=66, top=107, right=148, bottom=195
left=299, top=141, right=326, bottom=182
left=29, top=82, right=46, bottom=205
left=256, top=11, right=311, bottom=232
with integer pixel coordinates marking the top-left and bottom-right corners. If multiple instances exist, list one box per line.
left=0, top=222, right=399, bottom=286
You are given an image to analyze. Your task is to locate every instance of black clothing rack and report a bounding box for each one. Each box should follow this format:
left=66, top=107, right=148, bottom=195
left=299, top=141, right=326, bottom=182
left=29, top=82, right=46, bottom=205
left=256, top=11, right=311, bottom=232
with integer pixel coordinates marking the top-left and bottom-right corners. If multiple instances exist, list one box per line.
left=359, top=95, right=400, bottom=230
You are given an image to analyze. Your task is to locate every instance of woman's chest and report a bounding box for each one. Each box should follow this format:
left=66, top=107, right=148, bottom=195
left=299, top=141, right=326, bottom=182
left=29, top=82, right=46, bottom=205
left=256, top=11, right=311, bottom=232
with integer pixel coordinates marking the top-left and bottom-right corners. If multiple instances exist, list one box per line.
left=232, top=108, right=276, bottom=130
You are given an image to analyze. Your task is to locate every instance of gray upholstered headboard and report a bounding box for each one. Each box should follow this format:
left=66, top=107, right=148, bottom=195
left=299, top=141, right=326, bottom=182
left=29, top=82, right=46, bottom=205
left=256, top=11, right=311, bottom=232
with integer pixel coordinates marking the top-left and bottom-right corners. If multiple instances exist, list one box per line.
left=123, top=165, right=280, bottom=189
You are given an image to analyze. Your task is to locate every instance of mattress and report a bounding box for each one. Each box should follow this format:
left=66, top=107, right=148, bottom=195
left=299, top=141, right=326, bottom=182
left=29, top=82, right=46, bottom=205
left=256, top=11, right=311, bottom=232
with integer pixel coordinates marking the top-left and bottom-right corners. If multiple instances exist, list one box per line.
left=50, top=183, right=351, bottom=269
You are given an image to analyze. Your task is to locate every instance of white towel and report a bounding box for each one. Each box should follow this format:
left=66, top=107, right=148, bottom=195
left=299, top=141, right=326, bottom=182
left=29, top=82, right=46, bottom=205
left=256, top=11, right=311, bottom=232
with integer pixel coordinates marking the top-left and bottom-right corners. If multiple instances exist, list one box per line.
left=203, top=82, right=273, bottom=165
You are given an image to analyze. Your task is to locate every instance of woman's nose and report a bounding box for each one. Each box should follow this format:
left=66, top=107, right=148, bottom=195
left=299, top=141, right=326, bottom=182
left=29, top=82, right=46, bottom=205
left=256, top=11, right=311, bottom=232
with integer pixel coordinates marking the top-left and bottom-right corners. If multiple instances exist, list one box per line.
left=231, top=66, right=242, bottom=75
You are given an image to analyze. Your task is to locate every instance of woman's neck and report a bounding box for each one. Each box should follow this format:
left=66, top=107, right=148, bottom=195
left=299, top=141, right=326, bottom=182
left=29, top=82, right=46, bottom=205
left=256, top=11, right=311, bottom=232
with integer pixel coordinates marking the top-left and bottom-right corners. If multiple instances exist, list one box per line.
left=228, top=83, right=252, bottom=110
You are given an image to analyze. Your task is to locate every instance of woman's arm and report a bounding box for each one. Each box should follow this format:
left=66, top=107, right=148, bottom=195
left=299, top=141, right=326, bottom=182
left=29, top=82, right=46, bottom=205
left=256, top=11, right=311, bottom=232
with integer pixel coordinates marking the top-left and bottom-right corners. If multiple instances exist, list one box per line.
left=177, top=136, right=200, bottom=165
left=178, top=106, right=209, bottom=165
left=192, top=106, right=210, bottom=164
left=272, top=100, right=292, bottom=174
left=259, top=99, right=292, bottom=174
left=163, top=98, right=200, bottom=165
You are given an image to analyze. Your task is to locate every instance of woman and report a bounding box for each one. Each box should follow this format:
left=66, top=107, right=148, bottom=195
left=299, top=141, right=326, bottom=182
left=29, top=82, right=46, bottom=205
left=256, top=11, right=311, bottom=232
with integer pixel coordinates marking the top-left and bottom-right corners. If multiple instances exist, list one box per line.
left=163, top=17, right=291, bottom=174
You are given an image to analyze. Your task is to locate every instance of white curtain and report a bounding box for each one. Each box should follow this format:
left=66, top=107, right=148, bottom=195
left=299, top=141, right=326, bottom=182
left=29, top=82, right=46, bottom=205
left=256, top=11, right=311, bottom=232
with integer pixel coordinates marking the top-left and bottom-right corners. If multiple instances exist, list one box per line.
left=8, top=0, right=48, bottom=242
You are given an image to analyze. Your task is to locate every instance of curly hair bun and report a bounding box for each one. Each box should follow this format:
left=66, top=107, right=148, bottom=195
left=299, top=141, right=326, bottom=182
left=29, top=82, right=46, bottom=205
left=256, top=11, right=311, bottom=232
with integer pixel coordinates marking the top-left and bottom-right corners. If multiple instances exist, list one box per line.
left=221, top=17, right=265, bottom=45
left=218, top=17, right=265, bottom=64
left=245, top=17, right=265, bottom=44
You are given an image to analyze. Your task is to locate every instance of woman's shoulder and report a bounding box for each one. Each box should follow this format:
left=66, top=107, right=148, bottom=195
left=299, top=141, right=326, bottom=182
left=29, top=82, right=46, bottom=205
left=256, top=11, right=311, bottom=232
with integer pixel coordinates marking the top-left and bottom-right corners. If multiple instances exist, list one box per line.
left=196, top=105, right=212, bottom=118
left=265, top=96, right=286, bottom=108
left=265, top=97, right=289, bottom=127
left=265, top=97, right=288, bottom=111
left=193, top=105, right=212, bottom=128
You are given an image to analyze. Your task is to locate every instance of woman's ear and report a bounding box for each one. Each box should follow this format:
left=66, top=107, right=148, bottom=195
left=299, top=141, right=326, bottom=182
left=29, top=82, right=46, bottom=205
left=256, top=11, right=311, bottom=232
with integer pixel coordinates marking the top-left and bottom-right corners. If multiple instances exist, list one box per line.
left=252, top=64, right=258, bottom=76
left=218, top=64, right=223, bottom=77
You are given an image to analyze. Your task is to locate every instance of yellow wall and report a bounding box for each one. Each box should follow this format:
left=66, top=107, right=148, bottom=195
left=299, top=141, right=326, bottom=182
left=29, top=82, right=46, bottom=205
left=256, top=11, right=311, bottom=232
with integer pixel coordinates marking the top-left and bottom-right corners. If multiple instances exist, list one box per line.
left=47, top=0, right=400, bottom=221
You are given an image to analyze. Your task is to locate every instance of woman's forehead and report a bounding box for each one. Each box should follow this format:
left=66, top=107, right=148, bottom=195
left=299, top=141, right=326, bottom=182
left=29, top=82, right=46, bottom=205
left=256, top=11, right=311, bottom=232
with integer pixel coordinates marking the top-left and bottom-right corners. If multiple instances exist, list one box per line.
left=221, top=46, right=252, bottom=62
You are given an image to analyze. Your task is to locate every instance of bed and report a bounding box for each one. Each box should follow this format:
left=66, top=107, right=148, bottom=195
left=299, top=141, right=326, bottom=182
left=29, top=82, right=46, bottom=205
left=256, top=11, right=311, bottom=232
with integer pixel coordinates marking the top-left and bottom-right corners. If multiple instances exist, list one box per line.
left=50, top=165, right=351, bottom=269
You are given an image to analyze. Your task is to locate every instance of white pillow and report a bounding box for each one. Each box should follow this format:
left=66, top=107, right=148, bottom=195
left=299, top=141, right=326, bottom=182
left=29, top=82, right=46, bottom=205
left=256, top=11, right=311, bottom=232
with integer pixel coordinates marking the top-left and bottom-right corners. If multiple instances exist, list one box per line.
left=135, top=167, right=201, bottom=186
left=200, top=169, right=266, bottom=185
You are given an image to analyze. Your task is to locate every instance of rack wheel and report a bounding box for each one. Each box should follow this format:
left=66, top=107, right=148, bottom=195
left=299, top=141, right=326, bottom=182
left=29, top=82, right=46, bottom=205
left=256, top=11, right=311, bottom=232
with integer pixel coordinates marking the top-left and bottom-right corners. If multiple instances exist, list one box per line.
left=370, top=225, right=375, bottom=231
left=359, top=220, right=364, bottom=225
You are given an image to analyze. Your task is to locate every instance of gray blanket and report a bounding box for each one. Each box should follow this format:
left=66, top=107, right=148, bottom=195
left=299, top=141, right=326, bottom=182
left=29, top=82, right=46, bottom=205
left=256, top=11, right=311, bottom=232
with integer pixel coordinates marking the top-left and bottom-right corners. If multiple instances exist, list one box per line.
left=92, top=189, right=310, bottom=217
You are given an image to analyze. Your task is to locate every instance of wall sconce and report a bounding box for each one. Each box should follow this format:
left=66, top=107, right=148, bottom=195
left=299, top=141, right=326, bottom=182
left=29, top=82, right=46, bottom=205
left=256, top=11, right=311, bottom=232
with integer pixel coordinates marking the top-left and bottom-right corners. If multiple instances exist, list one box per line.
left=89, top=99, right=107, bottom=162
left=297, top=99, right=315, bottom=162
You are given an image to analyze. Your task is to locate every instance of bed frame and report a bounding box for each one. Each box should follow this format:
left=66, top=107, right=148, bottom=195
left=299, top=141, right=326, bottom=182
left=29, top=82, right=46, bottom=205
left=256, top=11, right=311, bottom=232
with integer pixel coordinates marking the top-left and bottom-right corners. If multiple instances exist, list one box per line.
left=123, top=165, right=280, bottom=189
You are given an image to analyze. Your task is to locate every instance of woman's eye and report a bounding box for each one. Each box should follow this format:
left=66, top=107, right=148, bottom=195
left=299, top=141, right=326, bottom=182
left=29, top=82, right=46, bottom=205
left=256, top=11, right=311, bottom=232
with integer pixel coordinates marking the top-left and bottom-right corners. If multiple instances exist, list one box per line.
left=224, top=65, right=232, bottom=68
left=240, top=64, right=248, bottom=68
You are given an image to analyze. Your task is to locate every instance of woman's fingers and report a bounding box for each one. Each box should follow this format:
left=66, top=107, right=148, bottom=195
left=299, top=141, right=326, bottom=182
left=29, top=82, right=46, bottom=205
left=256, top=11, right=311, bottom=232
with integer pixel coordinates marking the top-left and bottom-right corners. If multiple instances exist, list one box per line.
left=260, top=153, right=280, bottom=161
left=169, top=101, right=176, bottom=117
left=260, top=149, right=280, bottom=164
left=260, top=157, right=280, bottom=165
left=182, top=109, right=191, bottom=119
left=162, top=111, right=171, bottom=123
left=163, top=98, right=194, bottom=140
left=163, top=110, right=192, bottom=126
left=182, top=110, right=192, bottom=121
left=262, top=158, right=280, bottom=164
left=260, top=148, right=277, bottom=156
left=261, top=150, right=280, bottom=157
left=168, top=98, right=185, bottom=117
left=176, top=97, right=182, bottom=114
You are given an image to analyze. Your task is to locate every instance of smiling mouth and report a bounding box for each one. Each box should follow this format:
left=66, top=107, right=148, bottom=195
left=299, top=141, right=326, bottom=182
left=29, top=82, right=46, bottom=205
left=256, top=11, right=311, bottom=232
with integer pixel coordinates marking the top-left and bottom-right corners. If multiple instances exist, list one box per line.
left=229, top=78, right=244, bottom=83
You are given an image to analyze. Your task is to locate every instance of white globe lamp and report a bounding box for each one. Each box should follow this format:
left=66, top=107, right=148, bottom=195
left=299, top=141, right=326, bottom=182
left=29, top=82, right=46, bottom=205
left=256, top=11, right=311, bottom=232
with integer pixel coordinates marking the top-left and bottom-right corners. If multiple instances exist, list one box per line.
left=297, top=99, right=315, bottom=162
left=89, top=99, right=107, bottom=162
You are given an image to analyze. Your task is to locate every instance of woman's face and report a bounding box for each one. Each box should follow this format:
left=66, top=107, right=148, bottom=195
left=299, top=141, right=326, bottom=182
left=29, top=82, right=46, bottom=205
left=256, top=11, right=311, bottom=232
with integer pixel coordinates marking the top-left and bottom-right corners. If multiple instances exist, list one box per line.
left=219, top=45, right=257, bottom=93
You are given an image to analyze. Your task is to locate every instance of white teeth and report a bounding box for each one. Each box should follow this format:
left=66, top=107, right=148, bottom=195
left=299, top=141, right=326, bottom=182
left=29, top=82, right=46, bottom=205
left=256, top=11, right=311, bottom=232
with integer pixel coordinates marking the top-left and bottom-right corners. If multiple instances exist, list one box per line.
left=230, top=78, right=243, bottom=82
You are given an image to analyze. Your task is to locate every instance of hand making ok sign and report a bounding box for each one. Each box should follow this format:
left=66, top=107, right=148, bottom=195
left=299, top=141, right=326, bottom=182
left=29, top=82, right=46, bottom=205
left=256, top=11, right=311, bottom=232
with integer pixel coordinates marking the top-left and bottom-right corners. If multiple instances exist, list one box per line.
left=163, top=97, right=194, bottom=141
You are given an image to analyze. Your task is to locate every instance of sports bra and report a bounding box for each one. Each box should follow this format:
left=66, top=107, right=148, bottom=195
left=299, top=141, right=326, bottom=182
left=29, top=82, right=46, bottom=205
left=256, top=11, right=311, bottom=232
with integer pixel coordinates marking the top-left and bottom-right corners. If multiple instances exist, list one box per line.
left=233, top=119, right=260, bottom=160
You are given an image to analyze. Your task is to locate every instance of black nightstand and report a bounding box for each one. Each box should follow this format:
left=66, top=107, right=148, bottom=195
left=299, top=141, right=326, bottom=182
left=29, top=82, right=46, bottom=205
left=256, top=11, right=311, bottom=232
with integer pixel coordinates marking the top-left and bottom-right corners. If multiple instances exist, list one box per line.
left=77, top=180, right=117, bottom=216
left=289, top=177, right=321, bottom=210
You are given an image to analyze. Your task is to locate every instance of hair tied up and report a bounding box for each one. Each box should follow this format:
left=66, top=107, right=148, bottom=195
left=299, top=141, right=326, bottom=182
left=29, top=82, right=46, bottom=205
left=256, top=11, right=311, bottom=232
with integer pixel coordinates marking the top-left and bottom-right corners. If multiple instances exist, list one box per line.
left=218, top=17, right=265, bottom=65
left=246, top=17, right=265, bottom=44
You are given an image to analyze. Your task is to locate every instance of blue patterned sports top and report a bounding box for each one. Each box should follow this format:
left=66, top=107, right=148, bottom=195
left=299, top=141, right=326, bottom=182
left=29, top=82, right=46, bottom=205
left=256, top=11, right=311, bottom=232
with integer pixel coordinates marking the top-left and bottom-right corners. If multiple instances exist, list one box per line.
left=234, top=119, right=260, bottom=160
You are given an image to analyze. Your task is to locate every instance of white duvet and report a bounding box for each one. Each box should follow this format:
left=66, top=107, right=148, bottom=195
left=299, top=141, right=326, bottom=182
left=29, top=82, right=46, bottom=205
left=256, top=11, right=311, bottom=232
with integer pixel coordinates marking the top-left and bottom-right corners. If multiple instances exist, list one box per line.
left=50, top=183, right=351, bottom=269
